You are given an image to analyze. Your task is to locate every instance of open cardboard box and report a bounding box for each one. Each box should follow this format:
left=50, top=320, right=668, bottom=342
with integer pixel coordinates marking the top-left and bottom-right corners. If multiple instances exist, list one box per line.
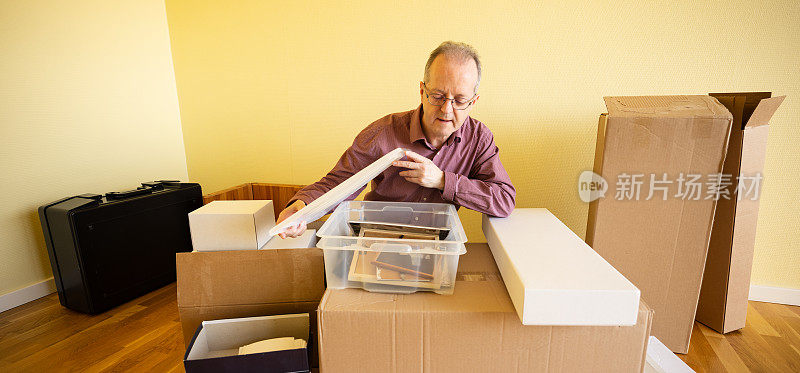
left=176, top=247, right=325, bottom=346
left=184, top=313, right=310, bottom=373
left=696, top=93, right=785, bottom=333
left=178, top=183, right=325, bottom=368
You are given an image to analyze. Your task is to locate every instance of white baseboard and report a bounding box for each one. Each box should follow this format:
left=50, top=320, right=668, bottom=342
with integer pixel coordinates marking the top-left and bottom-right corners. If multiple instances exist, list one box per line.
left=0, top=278, right=56, bottom=313
left=749, top=285, right=800, bottom=306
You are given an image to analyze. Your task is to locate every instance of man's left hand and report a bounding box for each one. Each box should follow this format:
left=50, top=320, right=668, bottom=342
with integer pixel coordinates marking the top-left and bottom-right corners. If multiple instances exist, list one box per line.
left=392, top=150, right=445, bottom=190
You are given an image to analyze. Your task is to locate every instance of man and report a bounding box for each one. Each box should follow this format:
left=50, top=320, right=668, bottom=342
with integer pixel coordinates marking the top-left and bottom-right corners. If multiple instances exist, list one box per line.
left=277, top=41, right=515, bottom=238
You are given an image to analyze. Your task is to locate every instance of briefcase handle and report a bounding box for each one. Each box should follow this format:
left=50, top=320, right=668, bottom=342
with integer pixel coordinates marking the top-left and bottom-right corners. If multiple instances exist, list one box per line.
left=141, top=180, right=181, bottom=190
left=105, top=180, right=182, bottom=200
left=105, top=188, right=153, bottom=200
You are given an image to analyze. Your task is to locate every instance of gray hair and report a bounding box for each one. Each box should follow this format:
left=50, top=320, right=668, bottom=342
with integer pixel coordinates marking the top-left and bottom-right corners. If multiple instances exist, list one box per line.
left=423, top=41, right=482, bottom=92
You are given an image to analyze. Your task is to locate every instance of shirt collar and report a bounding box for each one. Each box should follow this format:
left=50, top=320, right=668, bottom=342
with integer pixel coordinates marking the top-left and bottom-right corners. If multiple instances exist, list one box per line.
left=409, top=104, right=428, bottom=144
left=410, top=104, right=465, bottom=149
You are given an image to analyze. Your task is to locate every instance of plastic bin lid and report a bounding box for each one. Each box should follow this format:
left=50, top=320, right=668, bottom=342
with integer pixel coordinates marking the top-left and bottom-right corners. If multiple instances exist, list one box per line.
left=269, top=147, right=408, bottom=237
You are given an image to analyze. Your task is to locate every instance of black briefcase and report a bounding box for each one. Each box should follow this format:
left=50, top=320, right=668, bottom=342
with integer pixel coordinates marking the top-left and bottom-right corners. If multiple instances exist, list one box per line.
left=38, top=181, right=203, bottom=313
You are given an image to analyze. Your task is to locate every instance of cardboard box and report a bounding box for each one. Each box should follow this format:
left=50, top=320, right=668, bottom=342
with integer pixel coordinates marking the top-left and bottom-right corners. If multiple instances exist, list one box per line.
left=317, top=243, right=653, bottom=372
left=176, top=248, right=325, bottom=346
left=189, top=200, right=275, bottom=251
left=483, top=208, right=640, bottom=326
left=184, top=313, right=310, bottom=373
left=695, top=93, right=785, bottom=334
left=586, top=95, right=733, bottom=353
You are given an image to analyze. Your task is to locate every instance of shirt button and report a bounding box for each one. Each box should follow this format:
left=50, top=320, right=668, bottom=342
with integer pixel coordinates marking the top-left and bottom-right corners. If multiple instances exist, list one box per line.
left=423, top=197, right=427, bottom=201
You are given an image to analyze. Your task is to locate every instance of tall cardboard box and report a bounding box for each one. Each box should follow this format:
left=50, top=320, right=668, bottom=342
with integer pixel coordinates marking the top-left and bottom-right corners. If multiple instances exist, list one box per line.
left=586, top=96, right=733, bottom=353
left=176, top=248, right=325, bottom=346
left=318, top=243, right=653, bottom=372
left=695, top=93, right=785, bottom=334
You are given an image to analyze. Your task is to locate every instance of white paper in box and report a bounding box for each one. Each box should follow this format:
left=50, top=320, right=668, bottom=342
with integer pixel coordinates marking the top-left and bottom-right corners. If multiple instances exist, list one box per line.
left=482, top=208, right=640, bottom=326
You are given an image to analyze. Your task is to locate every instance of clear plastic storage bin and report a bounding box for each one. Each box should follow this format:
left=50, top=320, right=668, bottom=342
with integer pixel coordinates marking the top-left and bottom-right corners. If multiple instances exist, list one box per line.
left=316, top=201, right=467, bottom=295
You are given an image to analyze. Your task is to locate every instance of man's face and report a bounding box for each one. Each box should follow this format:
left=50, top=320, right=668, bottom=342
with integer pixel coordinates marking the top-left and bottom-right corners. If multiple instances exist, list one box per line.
left=419, top=55, right=479, bottom=142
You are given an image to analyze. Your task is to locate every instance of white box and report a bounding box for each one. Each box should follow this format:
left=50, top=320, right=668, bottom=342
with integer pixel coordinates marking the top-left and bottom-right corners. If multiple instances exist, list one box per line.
left=482, top=208, right=640, bottom=325
left=261, top=229, right=317, bottom=250
left=189, top=200, right=275, bottom=251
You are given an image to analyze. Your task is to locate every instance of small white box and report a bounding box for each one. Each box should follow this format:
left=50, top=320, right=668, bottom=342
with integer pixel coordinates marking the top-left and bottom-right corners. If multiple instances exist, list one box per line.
left=261, top=229, right=317, bottom=250
left=483, top=208, right=640, bottom=326
left=189, top=200, right=275, bottom=251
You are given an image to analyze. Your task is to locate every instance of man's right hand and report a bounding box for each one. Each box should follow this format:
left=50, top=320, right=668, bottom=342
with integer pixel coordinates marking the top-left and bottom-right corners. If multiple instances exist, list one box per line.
left=276, top=199, right=307, bottom=239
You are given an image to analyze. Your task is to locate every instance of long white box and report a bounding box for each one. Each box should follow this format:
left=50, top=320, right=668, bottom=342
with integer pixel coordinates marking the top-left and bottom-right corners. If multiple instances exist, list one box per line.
left=189, top=200, right=275, bottom=251
left=482, top=208, right=640, bottom=325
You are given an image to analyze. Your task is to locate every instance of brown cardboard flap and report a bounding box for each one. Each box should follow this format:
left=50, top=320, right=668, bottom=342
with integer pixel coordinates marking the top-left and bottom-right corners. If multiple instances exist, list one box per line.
left=604, top=95, right=731, bottom=118
left=176, top=248, right=325, bottom=308
left=745, top=96, right=785, bottom=128
left=709, top=92, right=771, bottom=130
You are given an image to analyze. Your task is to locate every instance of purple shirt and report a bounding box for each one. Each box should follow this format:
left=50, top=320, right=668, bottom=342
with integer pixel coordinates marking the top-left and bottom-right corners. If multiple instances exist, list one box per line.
left=290, top=105, right=516, bottom=217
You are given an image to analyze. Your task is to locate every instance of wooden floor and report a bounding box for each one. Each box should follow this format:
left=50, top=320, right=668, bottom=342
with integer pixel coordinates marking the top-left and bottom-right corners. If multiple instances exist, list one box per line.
left=680, top=301, right=800, bottom=372
left=1, top=284, right=799, bottom=372
left=0, top=284, right=184, bottom=372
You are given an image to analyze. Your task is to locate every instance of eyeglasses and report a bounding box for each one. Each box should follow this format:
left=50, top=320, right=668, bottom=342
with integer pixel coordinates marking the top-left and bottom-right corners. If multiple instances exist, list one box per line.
left=422, top=82, right=476, bottom=110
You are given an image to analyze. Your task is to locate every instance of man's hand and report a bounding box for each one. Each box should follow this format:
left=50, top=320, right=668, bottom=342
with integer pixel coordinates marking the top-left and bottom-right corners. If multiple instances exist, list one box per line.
left=276, top=199, right=307, bottom=239
left=392, top=150, right=445, bottom=190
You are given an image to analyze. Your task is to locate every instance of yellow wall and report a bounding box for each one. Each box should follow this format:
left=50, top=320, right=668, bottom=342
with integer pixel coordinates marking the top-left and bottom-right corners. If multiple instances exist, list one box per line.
left=0, top=0, right=188, bottom=296
left=165, top=1, right=800, bottom=289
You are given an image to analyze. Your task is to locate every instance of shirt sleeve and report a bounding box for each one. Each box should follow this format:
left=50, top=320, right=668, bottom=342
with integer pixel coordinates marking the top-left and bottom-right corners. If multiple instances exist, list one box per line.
left=440, top=134, right=516, bottom=217
left=287, top=125, right=380, bottom=210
